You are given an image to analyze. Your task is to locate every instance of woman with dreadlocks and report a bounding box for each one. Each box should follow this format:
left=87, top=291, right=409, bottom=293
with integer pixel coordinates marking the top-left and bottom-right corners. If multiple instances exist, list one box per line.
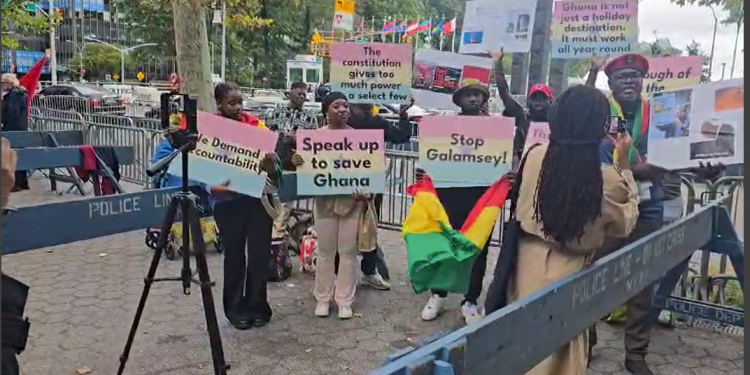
left=508, top=85, right=639, bottom=375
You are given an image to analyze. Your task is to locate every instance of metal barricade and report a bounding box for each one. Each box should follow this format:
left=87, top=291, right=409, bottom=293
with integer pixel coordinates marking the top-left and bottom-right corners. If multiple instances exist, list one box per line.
left=133, top=117, right=163, bottom=131
left=692, top=176, right=745, bottom=312
left=87, top=124, right=158, bottom=186
left=30, top=108, right=89, bottom=133
left=35, top=95, right=126, bottom=115
left=83, top=113, right=135, bottom=128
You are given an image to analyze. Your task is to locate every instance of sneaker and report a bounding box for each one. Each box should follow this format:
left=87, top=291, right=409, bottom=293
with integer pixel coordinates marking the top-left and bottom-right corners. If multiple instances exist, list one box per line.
left=315, top=302, right=330, bottom=317
left=461, top=302, right=483, bottom=324
left=421, top=294, right=446, bottom=321
left=338, top=306, right=353, bottom=319
left=362, top=274, right=391, bottom=290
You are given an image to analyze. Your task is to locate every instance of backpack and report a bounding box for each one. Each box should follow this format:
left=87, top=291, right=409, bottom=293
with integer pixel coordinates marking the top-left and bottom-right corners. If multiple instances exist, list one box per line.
left=268, top=240, right=293, bottom=282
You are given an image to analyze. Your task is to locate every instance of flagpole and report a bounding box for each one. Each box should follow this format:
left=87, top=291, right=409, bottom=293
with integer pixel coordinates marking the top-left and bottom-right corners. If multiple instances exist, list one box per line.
left=451, top=25, right=457, bottom=53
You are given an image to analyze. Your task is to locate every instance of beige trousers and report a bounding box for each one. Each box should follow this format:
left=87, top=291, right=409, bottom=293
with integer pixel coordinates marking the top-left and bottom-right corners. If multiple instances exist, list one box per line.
left=313, top=199, right=364, bottom=308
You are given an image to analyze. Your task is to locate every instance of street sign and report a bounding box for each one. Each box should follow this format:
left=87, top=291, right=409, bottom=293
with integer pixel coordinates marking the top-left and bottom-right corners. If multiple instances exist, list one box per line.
left=112, top=73, right=120, bottom=82
left=333, top=0, right=355, bottom=31
left=106, top=74, right=112, bottom=81
left=26, top=3, right=36, bottom=12
left=136, top=71, right=145, bottom=81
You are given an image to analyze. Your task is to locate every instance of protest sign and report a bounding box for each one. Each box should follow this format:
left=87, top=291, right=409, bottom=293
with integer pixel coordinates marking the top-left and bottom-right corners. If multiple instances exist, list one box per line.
left=330, top=42, right=412, bottom=104
left=551, top=0, right=639, bottom=59
left=644, top=56, right=703, bottom=95
left=411, top=50, right=493, bottom=110
left=334, top=0, right=355, bottom=31
left=296, top=129, right=385, bottom=195
left=524, top=122, right=550, bottom=154
left=419, top=116, right=514, bottom=187
left=459, top=0, right=538, bottom=54
left=168, top=112, right=279, bottom=198
left=648, top=78, right=744, bottom=169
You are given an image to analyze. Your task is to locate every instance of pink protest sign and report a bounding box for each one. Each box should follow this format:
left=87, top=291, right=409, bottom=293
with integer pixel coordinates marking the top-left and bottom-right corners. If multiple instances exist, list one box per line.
left=168, top=111, right=279, bottom=198
left=330, top=42, right=412, bottom=104
left=296, top=129, right=386, bottom=195
left=524, top=122, right=550, bottom=153
left=419, top=115, right=515, bottom=187
left=551, top=0, right=639, bottom=59
left=644, top=56, right=703, bottom=95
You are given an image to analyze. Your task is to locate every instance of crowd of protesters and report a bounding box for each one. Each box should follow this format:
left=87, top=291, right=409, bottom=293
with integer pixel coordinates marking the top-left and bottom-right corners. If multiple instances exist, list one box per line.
left=1, top=48, right=727, bottom=375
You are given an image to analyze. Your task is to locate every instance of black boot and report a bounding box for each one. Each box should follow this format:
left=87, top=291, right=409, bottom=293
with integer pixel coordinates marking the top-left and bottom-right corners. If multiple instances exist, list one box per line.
left=625, top=358, right=654, bottom=375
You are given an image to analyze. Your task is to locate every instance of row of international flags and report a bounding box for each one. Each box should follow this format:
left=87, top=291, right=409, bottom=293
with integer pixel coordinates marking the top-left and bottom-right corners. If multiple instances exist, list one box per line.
left=381, top=18, right=457, bottom=36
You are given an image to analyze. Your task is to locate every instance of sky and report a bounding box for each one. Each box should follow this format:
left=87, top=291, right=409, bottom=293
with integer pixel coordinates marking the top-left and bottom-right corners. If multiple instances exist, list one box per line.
left=638, top=0, right=744, bottom=80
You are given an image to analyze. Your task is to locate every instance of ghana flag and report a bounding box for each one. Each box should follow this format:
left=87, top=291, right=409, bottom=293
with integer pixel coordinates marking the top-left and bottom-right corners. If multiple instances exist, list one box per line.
left=402, top=176, right=512, bottom=294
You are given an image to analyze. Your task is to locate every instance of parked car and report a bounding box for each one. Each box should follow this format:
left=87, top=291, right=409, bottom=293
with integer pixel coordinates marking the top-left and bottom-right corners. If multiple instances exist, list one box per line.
left=37, top=84, right=126, bottom=115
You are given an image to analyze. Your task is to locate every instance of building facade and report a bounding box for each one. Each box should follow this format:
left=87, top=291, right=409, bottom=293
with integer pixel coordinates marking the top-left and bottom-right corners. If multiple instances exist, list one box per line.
left=2, top=0, right=173, bottom=81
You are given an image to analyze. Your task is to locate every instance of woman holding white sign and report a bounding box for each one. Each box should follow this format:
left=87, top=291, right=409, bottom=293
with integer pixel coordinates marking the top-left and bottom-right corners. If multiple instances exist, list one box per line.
left=292, top=92, right=370, bottom=320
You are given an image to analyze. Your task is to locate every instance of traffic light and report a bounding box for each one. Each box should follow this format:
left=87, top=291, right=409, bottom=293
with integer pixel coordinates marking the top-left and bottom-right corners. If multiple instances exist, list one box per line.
left=51, top=8, right=63, bottom=24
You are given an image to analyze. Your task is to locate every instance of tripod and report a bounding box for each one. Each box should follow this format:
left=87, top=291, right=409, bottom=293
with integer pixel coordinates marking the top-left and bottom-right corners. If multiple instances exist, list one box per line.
left=117, top=94, right=229, bottom=375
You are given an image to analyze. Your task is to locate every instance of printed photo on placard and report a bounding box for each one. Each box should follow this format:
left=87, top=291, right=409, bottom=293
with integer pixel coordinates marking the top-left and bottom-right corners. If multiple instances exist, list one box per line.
left=459, top=0, right=538, bottom=54
left=647, top=78, right=744, bottom=170
left=411, top=50, right=493, bottom=110
left=649, top=88, right=692, bottom=141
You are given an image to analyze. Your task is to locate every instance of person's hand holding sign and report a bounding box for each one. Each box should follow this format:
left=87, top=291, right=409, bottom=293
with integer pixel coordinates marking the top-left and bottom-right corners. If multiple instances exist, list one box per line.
left=489, top=48, right=504, bottom=63
left=260, top=152, right=278, bottom=174
left=291, top=152, right=305, bottom=167
left=399, top=98, right=415, bottom=121
left=210, top=180, right=233, bottom=196
left=353, top=188, right=372, bottom=201
left=590, top=53, right=609, bottom=71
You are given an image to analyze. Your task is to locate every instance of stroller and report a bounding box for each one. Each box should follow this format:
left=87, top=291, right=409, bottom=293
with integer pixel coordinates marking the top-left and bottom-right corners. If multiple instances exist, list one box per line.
left=144, top=170, right=224, bottom=261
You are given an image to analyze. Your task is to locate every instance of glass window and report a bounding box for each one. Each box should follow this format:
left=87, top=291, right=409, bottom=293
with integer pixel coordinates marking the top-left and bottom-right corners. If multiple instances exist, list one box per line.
left=289, top=68, right=304, bottom=84
left=305, top=69, right=320, bottom=84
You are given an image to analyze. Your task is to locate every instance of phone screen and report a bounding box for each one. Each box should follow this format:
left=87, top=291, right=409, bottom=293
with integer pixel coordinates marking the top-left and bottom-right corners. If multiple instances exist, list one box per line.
left=608, top=116, right=622, bottom=134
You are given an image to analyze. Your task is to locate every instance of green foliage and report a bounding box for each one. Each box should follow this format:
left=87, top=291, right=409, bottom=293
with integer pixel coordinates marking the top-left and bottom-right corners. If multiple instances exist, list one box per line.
left=68, top=43, right=136, bottom=78
left=1, top=0, right=49, bottom=50
left=684, top=40, right=711, bottom=82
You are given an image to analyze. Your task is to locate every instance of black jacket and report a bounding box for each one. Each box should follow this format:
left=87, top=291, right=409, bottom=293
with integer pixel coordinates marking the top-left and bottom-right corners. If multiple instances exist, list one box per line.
left=1, top=88, right=29, bottom=132
left=348, top=114, right=413, bottom=144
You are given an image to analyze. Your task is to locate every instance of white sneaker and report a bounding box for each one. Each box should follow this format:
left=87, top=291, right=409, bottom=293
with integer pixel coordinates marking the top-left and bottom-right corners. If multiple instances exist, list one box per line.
left=421, top=294, right=446, bottom=321
left=315, top=302, right=330, bottom=317
left=461, top=302, right=483, bottom=325
left=338, top=306, right=353, bottom=319
left=362, top=274, right=392, bottom=290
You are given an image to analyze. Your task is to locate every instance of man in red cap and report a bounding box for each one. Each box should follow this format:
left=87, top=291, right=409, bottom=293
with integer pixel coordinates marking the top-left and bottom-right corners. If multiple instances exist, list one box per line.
left=490, top=50, right=552, bottom=164
left=586, top=54, right=723, bottom=375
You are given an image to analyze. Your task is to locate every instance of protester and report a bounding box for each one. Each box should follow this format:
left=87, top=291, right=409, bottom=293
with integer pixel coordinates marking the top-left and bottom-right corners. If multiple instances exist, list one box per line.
left=490, top=50, right=552, bottom=163
left=265, top=81, right=320, bottom=280
left=346, top=100, right=414, bottom=289
left=585, top=54, right=723, bottom=375
left=417, top=80, right=495, bottom=324
left=207, top=82, right=279, bottom=330
left=292, top=92, right=368, bottom=319
left=1, top=73, right=30, bottom=191
left=510, top=85, right=639, bottom=375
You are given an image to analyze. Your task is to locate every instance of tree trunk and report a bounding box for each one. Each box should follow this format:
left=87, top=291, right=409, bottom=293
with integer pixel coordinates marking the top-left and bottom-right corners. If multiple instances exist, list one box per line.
left=172, top=0, right=216, bottom=112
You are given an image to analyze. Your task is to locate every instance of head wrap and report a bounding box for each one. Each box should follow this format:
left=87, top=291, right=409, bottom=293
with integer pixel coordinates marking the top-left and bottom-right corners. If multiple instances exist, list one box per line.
left=321, top=91, right=348, bottom=115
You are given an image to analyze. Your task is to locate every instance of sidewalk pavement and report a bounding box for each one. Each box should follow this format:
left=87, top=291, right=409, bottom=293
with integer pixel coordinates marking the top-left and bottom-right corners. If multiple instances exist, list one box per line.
left=2, top=177, right=743, bottom=375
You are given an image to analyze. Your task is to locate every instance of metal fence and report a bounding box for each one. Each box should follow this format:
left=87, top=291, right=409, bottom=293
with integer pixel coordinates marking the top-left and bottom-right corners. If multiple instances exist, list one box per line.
left=27, top=108, right=745, bottom=318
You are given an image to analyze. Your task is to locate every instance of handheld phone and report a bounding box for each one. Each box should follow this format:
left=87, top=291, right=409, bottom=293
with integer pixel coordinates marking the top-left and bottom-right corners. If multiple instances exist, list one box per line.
left=608, top=116, right=625, bottom=135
